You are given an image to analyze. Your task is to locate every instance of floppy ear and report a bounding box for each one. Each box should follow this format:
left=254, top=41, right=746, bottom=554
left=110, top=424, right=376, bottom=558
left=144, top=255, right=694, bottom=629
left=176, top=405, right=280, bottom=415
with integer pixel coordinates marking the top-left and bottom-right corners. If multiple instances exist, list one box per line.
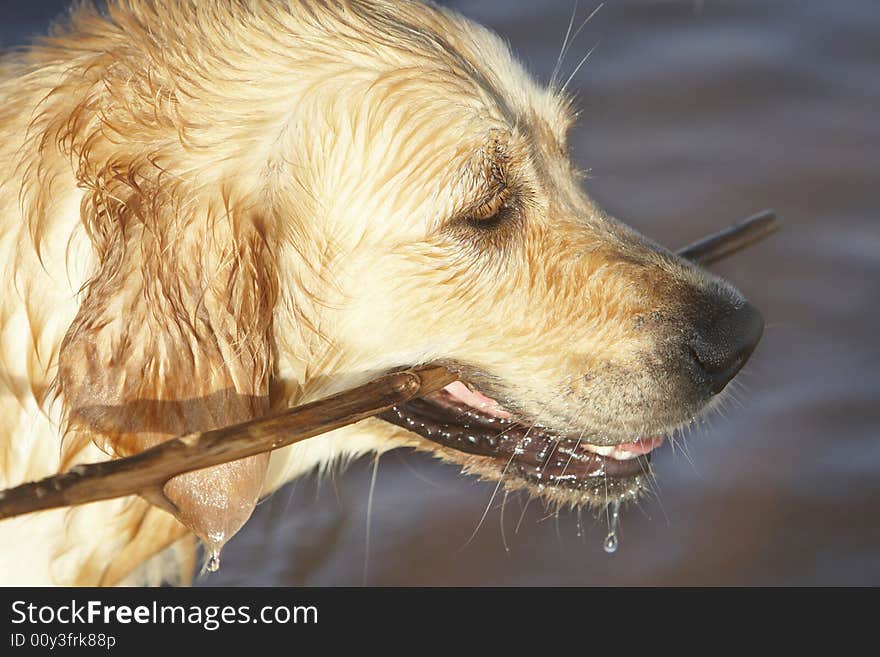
left=58, top=167, right=278, bottom=559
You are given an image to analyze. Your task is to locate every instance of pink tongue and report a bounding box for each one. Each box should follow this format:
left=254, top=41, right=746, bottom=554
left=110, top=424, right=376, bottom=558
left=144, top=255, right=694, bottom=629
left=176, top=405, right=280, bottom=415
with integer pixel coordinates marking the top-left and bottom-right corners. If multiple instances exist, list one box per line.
left=614, top=436, right=665, bottom=455
left=444, top=381, right=512, bottom=419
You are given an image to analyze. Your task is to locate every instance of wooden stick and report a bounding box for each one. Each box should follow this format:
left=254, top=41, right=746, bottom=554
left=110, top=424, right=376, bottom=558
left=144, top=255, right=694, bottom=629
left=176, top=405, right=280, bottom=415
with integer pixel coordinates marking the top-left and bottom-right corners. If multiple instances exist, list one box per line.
left=0, top=211, right=777, bottom=521
left=0, top=366, right=455, bottom=520
left=677, top=209, right=778, bottom=265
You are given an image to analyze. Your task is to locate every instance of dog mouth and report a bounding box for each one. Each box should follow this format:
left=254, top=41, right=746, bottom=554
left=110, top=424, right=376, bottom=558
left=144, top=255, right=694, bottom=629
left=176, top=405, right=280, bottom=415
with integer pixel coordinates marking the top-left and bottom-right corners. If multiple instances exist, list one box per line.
left=379, top=380, right=663, bottom=502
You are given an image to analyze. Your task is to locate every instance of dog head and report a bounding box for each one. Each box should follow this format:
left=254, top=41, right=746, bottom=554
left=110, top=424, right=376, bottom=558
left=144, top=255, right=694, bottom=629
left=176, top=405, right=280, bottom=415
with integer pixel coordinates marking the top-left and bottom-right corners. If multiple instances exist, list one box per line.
left=260, top=2, right=764, bottom=506
left=47, top=0, right=762, bottom=561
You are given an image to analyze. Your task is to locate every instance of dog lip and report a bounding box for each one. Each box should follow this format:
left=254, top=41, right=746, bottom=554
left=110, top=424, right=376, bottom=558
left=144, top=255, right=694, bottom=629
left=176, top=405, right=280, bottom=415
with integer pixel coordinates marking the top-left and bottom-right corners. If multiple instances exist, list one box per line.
left=378, top=381, right=661, bottom=487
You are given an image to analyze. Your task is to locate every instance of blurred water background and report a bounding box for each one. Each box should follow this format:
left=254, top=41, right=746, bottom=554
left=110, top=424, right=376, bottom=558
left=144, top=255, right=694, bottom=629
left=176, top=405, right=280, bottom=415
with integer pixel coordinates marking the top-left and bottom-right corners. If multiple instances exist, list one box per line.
left=5, top=0, right=878, bottom=585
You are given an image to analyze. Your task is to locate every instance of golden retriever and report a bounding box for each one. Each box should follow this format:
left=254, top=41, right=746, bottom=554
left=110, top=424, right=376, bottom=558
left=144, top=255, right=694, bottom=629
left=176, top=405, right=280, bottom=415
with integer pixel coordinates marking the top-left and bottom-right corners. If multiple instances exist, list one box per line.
left=0, top=0, right=763, bottom=585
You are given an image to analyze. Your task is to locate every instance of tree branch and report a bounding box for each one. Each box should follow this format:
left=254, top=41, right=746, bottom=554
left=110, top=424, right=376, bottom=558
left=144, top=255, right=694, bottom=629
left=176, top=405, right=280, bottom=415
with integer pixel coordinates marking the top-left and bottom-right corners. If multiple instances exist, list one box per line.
left=677, top=209, right=778, bottom=265
left=0, top=210, right=777, bottom=521
left=0, top=366, right=455, bottom=519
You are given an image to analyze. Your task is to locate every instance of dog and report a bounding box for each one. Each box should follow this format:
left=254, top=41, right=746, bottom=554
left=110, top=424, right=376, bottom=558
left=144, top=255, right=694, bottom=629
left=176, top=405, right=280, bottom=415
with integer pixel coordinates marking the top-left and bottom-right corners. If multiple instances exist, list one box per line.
left=0, top=0, right=763, bottom=585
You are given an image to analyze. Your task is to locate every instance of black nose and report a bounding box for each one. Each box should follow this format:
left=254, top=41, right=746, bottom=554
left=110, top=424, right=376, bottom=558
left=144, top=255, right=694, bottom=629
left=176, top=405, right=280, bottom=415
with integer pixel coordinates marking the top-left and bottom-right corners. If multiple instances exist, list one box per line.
left=688, top=299, right=764, bottom=394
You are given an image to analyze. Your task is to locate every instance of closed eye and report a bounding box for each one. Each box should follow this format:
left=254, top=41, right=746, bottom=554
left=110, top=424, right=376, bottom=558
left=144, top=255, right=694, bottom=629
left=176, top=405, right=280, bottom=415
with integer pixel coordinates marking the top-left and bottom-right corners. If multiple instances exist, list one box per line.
left=463, top=185, right=516, bottom=230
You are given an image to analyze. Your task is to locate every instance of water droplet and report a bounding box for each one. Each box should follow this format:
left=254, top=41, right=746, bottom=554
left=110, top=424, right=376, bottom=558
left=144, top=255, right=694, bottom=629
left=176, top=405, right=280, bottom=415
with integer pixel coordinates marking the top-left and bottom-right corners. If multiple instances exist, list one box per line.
left=603, top=500, right=621, bottom=554
left=206, top=552, right=221, bottom=572
left=603, top=532, right=618, bottom=554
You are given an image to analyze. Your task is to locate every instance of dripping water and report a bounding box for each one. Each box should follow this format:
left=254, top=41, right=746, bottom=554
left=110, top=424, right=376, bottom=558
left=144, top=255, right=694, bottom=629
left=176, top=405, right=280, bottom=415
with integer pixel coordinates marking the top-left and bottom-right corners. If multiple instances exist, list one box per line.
left=603, top=500, right=620, bottom=554
left=206, top=551, right=221, bottom=573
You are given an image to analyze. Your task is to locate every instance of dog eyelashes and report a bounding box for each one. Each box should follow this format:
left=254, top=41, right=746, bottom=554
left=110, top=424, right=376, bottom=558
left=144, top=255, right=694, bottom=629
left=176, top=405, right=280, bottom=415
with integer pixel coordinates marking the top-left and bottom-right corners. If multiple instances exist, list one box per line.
left=465, top=206, right=516, bottom=231
left=464, top=203, right=516, bottom=231
left=470, top=189, right=507, bottom=221
left=462, top=185, right=518, bottom=231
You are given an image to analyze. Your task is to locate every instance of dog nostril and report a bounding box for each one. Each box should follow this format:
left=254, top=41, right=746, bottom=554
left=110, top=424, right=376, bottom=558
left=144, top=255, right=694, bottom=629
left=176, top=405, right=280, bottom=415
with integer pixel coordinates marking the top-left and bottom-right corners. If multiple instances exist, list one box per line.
left=688, top=299, right=764, bottom=394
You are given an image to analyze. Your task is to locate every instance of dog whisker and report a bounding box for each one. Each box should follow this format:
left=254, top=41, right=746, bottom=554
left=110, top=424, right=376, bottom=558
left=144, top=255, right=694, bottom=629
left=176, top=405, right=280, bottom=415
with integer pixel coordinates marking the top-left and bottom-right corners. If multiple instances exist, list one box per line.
left=552, top=2, right=604, bottom=90
left=515, top=495, right=533, bottom=535
left=561, top=40, right=601, bottom=95
left=362, top=454, right=380, bottom=587
left=550, top=0, right=580, bottom=88
left=500, top=490, right=511, bottom=554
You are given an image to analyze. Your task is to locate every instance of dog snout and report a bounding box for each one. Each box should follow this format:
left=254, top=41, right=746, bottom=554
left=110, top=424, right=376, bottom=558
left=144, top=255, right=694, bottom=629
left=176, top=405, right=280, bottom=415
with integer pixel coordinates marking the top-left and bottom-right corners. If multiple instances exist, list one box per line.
left=687, top=297, right=764, bottom=394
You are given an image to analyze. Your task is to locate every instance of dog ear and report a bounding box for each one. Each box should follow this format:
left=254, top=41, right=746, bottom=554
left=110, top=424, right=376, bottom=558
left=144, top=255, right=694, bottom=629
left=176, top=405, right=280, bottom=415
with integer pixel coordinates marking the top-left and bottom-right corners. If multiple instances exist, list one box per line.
left=58, top=167, right=278, bottom=560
